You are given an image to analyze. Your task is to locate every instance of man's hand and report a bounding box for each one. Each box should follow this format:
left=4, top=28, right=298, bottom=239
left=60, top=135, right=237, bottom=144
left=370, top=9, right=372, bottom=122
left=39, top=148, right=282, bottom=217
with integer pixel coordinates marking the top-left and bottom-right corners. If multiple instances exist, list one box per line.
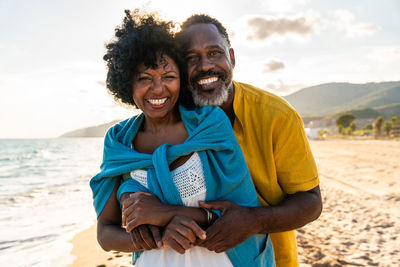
left=162, top=215, right=207, bottom=254
left=196, top=187, right=323, bottom=253
left=196, top=200, right=257, bottom=253
left=122, top=191, right=173, bottom=231
left=129, top=224, right=163, bottom=251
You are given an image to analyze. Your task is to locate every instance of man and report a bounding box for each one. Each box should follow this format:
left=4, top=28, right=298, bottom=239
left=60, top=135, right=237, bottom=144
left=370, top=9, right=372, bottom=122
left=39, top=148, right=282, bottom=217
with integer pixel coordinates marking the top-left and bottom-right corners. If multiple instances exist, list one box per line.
left=176, top=14, right=322, bottom=266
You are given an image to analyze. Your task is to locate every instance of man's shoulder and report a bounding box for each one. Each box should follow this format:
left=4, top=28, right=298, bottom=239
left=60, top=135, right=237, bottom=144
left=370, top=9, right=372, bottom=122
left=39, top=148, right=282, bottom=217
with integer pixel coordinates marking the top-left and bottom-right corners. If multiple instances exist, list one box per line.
left=234, top=81, right=297, bottom=116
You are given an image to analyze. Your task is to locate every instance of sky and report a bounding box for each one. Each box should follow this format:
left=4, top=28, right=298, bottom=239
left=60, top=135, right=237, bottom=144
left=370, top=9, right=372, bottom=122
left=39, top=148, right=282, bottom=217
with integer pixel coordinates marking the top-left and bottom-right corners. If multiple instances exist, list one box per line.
left=0, top=0, right=399, bottom=138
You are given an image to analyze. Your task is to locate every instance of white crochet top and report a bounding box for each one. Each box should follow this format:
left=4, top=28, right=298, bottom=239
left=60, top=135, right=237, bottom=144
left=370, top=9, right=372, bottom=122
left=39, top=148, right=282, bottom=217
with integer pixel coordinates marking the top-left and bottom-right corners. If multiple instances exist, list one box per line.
left=129, top=152, right=207, bottom=202
left=128, top=152, right=233, bottom=267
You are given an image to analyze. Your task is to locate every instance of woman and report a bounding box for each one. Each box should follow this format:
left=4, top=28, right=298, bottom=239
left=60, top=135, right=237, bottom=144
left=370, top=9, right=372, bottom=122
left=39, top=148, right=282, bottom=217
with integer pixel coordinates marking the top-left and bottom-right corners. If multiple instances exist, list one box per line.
left=90, top=9, right=275, bottom=267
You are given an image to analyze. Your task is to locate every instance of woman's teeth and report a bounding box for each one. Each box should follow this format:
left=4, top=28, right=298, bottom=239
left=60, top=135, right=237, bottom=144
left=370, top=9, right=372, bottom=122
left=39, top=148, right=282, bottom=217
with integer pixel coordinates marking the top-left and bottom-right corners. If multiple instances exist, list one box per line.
left=148, top=98, right=167, bottom=105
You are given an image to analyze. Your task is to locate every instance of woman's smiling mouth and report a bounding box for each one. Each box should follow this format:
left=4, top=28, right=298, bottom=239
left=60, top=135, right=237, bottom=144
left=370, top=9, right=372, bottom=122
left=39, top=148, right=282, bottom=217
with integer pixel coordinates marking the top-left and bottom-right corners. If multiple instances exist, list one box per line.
left=147, top=97, right=167, bottom=105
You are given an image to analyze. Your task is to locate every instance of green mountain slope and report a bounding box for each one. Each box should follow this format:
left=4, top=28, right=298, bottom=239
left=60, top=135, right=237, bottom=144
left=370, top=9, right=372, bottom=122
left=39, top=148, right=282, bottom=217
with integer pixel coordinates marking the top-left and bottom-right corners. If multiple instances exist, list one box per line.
left=349, top=85, right=400, bottom=109
left=374, top=103, right=400, bottom=117
left=326, top=108, right=382, bottom=120
left=284, top=81, right=400, bottom=117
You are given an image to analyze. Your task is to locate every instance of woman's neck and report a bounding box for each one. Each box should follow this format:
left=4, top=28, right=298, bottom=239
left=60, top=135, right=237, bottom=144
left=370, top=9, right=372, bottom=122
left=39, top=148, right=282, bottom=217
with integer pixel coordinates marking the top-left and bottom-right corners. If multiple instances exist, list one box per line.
left=142, top=109, right=180, bottom=134
left=133, top=108, right=187, bottom=154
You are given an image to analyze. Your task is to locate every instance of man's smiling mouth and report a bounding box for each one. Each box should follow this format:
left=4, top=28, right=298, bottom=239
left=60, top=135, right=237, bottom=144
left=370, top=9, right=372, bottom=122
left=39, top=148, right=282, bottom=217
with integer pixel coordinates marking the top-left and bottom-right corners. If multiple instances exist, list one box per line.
left=197, top=76, right=218, bottom=85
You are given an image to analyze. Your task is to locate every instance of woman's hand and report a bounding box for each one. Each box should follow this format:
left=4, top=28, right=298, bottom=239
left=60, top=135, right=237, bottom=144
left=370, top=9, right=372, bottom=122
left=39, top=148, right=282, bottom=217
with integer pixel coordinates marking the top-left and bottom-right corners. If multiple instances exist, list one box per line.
left=162, top=215, right=206, bottom=254
left=122, top=191, right=174, bottom=232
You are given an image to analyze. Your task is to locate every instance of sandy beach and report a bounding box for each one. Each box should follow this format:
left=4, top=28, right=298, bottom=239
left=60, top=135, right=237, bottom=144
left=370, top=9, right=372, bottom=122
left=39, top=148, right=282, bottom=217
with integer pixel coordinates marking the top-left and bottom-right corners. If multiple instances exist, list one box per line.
left=69, top=139, right=400, bottom=267
left=297, top=139, right=400, bottom=266
left=69, top=223, right=132, bottom=267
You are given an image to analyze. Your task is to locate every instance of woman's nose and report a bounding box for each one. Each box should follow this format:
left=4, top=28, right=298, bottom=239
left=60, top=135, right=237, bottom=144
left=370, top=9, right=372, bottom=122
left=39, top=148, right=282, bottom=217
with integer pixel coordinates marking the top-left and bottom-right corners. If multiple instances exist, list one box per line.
left=151, top=78, right=164, bottom=94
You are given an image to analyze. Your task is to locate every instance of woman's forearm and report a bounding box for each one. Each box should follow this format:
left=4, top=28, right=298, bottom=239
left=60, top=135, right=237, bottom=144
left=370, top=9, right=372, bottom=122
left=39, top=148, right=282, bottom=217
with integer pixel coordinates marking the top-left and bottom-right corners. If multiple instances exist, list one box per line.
left=122, top=191, right=212, bottom=230
left=97, top=222, right=137, bottom=252
left=97, top=180, right=141, bottom=252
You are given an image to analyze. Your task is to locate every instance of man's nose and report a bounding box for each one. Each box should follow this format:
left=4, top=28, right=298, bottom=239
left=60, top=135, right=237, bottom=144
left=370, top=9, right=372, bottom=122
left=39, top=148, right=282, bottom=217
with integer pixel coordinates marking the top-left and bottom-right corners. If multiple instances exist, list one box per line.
left=198, top=55, right=214, bottom=71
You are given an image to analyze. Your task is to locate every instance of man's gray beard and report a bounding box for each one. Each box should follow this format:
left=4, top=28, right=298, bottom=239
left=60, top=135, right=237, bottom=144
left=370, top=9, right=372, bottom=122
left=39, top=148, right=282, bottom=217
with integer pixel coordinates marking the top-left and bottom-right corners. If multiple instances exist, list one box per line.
left=190, top=85, right=229, bottom=107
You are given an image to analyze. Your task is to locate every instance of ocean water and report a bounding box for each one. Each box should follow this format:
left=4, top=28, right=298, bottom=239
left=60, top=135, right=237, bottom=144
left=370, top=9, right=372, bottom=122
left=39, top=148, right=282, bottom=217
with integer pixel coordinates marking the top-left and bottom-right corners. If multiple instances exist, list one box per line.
left=0, top=138, right=104, bottom=267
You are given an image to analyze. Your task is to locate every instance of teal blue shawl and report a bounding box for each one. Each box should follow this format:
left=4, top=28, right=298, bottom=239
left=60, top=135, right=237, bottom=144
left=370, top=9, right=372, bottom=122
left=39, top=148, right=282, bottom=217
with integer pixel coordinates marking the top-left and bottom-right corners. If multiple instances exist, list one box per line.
left=90, top=105, right=275, bottom=267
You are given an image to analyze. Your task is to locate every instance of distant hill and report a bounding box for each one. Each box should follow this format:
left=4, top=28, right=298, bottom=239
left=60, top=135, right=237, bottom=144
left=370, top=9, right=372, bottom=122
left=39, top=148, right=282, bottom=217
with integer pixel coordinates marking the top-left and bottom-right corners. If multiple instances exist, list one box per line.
left=59, top=120, right=121, bottom=137
left=374, top=103, right=400, bottom=117
left=350, top=86, right=400, bottom=109
left=326, top=108, right=382, bottom=120
left=284, top=81, right=400, bottom=117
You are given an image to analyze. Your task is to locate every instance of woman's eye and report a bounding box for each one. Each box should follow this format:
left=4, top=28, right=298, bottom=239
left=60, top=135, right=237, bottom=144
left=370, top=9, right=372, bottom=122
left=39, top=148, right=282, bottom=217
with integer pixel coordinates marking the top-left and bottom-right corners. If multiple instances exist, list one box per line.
left=138, top=76, right=150, bottom=81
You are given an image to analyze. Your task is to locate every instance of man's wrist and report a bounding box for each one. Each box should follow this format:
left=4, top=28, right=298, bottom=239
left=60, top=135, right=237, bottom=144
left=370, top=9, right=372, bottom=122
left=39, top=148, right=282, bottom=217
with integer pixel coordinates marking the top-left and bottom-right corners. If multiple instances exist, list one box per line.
left=248, top=206, right=267, bottom=235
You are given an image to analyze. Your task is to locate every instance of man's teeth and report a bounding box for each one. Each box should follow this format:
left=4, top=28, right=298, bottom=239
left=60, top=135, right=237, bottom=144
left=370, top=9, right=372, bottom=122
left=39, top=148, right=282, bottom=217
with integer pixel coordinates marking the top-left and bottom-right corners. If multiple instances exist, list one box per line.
left=148, top=98, right=167, bottom=105
left=197, top=77, right=218, bottom=85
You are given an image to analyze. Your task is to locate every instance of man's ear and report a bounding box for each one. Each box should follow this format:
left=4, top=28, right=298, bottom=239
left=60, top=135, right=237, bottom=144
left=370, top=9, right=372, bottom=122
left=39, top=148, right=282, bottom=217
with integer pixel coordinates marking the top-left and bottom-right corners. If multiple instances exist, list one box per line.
left=229, top=48, right=235, bottom=68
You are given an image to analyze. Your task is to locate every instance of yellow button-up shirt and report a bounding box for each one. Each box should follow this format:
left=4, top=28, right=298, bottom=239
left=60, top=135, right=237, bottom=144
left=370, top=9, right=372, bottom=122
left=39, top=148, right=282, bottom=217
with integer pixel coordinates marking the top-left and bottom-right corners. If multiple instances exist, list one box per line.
left=232, top=81, right=319, bottom=266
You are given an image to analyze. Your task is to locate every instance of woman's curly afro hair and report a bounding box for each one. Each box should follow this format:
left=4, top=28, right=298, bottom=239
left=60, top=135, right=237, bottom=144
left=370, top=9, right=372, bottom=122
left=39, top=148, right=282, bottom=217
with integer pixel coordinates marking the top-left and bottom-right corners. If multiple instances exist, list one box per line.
left=103, top=9, right=192, bottom=108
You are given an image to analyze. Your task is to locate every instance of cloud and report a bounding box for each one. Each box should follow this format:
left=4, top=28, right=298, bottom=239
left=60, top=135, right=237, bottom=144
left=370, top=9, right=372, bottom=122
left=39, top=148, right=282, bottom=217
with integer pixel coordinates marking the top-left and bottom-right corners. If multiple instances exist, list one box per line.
left=264, top=59, right=285, bottom=72
left=246, top=15, right=316, bottom=40
left=259, top=0, right=311, bottom=13
left=368, top=46, right=400, bottom=61
left=265, top=80, right=288, bottom=92
left=264, top=80, right=306, bottom=95
left=237, top=9, right=377, bottom=44
left=365, top=46, right=400, bottom=79
left=349, top=23, right=379, bottom=37
left=330, top=9, right=378, bottom=38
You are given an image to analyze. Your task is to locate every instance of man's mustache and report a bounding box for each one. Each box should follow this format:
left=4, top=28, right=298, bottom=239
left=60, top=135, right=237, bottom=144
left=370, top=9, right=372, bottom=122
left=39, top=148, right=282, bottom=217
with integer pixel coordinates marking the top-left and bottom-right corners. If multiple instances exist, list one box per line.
left=191, top=70, right=226, bottom=84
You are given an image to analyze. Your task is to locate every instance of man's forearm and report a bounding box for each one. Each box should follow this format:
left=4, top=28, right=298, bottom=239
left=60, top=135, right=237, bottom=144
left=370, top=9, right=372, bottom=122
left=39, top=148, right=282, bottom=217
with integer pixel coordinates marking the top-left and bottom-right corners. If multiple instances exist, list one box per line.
left=253, top=186, right=322, bottom=234
left=195, top=186, right=322, bottom=253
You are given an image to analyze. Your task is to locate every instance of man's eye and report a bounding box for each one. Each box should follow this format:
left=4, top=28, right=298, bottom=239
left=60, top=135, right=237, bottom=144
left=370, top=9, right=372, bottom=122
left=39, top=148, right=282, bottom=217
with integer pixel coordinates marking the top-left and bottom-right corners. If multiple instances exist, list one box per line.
left=186, top=55, right=198, bottom=62
left=138, top=77, right=150, bottom=81
left=210, top=50, right=222, bottom=57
